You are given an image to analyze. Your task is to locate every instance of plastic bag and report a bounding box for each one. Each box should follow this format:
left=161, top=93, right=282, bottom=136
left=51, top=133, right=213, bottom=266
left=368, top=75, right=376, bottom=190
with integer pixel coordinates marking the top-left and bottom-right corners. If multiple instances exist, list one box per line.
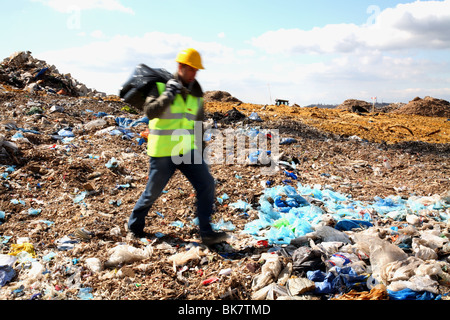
left=168, top=246, right=205, bottom=267
left=251, top=282, right=288, bottom=300
left=0, top=265, right=15, bottom=287
left=212, top=218, right=235, bottom=231
left=373, top=241, right=408, bottom=281
left=314, top=225, right=351, bottom=243
left=325, top=252, right=361, bottom=269
left=23, top=261, right=45, bottom=284
left=280, top=138, right=297, bottom=145
left=251, top=253, right=282, bottom=291
left=353, top=230, right=408, bottom=282
left=292, top=247, right=325, bottom=276
left=9, top=243, right=36, bottom=258
left=105, top=245, right=153, bottom=267
left=78, top=287, right=94, bottom=300
left=334, top=219, right=373, bottom=231
left=119, top=64, right=173, bottom=109
left=387, top=288, right=440, bottom=300
left=249, top=112, right=263, bottom=122
left=85, top=257, right=103, bottom=273
left=84, top=119, right=107, bottom=131
left=0, top=254, right=16, bottom=268
left=389, top=275, right=439, bottom=294
left=307, top=266, right=369, bottom=295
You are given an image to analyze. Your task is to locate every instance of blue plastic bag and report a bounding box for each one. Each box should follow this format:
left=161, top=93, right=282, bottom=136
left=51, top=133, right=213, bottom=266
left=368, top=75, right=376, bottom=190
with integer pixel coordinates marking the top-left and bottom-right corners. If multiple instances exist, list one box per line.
left=230, top=200, right=252, bottom=212
left=388, top=288, right=440, bottom=300
left=78, top=287, right=94, bottom=300
left=0, top=266, right=15, bottom=287
left=249, top=112, right=262, bottom=122
left=280, top=138, right=297, bottom=145
left=212, top=218, right=236, bottom=232
left=58, top=128, right=75, bottom=137
left=266, top=225, right=295, bottom=245
left=335, top=219, right=373, bottom=231
left=308, top=267, right=368, bottom=295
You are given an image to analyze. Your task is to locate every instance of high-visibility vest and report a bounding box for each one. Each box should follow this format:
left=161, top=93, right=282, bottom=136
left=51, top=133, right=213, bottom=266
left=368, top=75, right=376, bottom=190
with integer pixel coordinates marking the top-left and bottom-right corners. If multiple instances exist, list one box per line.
left=147, top=82, right=203, bottom=157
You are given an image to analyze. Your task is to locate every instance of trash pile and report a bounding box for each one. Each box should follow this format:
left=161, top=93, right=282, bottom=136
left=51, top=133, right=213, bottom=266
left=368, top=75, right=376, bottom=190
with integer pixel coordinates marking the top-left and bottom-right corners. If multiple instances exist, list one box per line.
left=239, top=183, right=450, bottom=300
left=0, top=52, right=449, bottom=300
left=0, top=51, right=106, bottom=98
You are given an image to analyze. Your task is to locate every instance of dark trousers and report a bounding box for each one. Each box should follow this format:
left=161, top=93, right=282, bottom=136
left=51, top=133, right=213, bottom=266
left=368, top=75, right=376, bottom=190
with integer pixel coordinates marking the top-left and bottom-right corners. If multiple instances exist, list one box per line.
left=128, top=150, right=215, bottom=236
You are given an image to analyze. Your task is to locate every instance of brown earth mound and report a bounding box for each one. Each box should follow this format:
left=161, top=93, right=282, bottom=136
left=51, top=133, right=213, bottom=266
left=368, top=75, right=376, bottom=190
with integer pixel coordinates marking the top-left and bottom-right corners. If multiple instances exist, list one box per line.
left=204, top=90, right=241, bottom=103
left=392, top=96, right=450, bottom=118
left=336, top=99, right=372, bottom=113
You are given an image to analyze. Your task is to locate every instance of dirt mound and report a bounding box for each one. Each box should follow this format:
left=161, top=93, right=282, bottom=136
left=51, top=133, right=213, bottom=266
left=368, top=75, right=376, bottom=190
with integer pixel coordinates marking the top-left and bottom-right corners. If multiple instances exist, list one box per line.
left=392, top=96, right=450, bottom=118
left=379, top=102, right=406, bottom=113
left=204, top=90, right=241, bottom=103
left=336, top=99, right=372, bottom=113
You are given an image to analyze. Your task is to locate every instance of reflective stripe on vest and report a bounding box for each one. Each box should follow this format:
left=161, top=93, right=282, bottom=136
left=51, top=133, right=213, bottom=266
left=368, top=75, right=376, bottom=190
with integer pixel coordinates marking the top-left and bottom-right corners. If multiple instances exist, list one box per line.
left=147, top=82, right=203, bottom=157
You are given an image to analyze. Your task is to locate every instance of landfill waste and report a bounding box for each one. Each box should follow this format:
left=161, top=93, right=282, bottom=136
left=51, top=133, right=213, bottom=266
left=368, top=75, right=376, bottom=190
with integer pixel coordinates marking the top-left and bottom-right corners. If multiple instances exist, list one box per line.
left=0, top=51, right=107, bottom=98
left=0, top=52, right=449, bottom=300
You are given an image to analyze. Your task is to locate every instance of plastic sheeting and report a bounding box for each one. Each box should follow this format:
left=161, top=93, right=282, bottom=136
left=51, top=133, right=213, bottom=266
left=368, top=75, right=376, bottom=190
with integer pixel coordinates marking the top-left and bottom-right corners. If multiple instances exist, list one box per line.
left=243, top=183, right=449, bottom=245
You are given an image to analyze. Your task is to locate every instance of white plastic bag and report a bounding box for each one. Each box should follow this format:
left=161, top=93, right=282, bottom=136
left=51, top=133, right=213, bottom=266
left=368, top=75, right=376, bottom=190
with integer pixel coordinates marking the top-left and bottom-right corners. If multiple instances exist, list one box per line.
left=85, top=257, right=103, bottom=273
left=252, top=253, right=283, bottom=291
left=168, top=246, right=205, bottom=267
left=105, top=245, right=153, bottom=267
left=353, top=230, right=408, bottom=282
left=314, top=226, right=351, bottom=243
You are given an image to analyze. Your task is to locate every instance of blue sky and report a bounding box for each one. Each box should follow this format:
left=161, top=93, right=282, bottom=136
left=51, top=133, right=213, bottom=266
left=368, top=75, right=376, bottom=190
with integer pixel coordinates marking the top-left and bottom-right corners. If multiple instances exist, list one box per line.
left=1, top=0, right=450, bottom=105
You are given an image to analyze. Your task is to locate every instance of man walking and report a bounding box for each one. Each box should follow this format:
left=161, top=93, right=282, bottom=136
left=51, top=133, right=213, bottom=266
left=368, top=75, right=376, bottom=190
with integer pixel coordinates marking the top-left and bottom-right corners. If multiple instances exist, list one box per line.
left=127, top=48, right=228, bottom=246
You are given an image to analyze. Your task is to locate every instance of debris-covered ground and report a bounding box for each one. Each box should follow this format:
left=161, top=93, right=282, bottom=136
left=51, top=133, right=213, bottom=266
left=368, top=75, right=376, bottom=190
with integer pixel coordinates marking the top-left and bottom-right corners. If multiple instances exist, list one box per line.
left=0, top=52, right=450, bottom=301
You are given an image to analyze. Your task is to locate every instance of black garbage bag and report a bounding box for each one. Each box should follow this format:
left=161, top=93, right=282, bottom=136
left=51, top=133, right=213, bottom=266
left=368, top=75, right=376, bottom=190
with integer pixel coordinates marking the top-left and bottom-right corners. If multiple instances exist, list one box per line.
left=119, top=64, right=173, bottom=110
left=292, top=247, right=325, bottom=276
left=222, top=107, right=246, bottom=123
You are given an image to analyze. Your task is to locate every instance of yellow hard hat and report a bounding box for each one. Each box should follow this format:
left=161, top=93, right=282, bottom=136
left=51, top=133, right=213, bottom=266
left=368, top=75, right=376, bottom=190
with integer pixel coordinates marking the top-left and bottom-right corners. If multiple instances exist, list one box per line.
left=176, top=48, right=204, bottom=70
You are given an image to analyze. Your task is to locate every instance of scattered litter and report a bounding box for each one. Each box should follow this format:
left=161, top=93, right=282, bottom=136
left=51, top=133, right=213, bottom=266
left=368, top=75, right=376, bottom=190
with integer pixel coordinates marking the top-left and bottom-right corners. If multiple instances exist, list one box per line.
left=0, top=52, right=449, bottom=301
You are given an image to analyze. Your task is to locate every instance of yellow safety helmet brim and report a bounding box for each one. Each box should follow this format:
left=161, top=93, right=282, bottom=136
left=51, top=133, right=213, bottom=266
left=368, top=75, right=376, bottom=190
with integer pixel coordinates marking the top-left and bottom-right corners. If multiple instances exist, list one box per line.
left=176, top=48, right=205, bottom=70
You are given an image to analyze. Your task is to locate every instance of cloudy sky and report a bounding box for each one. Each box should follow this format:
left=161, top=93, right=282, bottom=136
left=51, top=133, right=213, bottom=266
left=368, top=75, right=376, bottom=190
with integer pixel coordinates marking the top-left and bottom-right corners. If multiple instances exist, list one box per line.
left=1, top=0, right=450, bottom=106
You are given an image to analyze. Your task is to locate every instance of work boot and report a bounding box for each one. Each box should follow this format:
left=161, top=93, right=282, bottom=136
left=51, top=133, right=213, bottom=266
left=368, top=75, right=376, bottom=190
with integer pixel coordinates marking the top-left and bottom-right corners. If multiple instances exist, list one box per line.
left=201, top=231, right=229, bottom=247
left=126, top=228, right=151, bottom=241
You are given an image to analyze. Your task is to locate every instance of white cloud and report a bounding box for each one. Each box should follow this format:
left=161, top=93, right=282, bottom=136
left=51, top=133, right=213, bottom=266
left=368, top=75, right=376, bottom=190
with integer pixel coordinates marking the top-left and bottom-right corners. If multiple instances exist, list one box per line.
left=34, top=1, right=450, bottom=106
left=31, top=0, right=134, bottom=14
left=245, top=0, right=450, bottom=105
left=36, top=32, right=238, bottom=96
left=90, top=30, right=106, bottom=39
left=217, top=32, right=226, bottom=39
left=251, top=0, right=450, bottom=55
left=35, top=28, right=450, bottom=105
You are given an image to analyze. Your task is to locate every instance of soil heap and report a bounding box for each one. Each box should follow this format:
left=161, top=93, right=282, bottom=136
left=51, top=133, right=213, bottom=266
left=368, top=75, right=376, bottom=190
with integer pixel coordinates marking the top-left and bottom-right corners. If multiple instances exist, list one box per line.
left=204, top=91, right=242, bottom=104
left=336, top=99, right=373, bottom=113
left=392, top=96, right=450, bottom=118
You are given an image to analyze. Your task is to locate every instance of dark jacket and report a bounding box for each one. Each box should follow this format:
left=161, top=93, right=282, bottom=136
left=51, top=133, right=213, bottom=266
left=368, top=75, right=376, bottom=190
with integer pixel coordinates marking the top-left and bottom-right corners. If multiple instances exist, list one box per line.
left=143, top=72, right=204, bottom=121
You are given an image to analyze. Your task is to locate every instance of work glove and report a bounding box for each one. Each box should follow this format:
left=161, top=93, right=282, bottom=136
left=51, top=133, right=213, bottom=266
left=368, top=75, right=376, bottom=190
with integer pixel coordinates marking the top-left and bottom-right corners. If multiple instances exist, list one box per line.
left=163, top=79, right=182, bottom=101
